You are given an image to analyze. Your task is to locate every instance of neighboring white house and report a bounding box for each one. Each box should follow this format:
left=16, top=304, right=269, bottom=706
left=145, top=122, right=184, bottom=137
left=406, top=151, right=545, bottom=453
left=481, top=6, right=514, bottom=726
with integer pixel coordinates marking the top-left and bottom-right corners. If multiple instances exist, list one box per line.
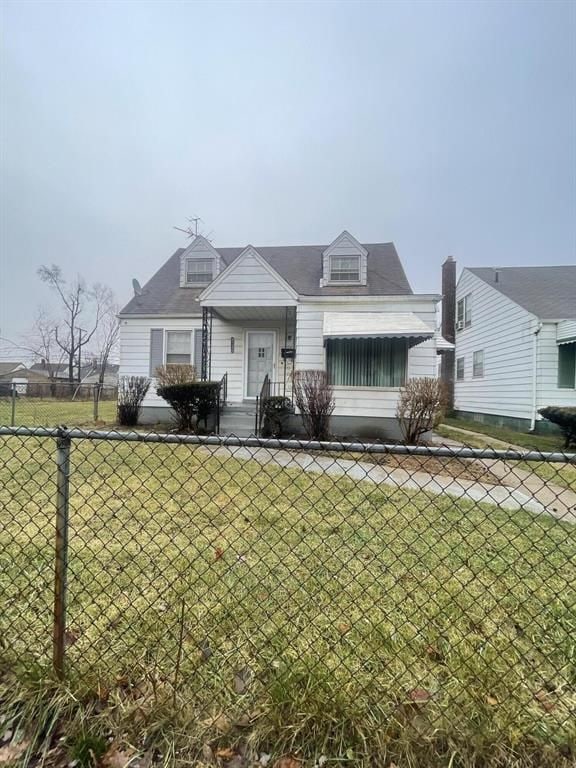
left=454, top=266, right=576, bottom=432
left=119, top=231, right=445, bottom=437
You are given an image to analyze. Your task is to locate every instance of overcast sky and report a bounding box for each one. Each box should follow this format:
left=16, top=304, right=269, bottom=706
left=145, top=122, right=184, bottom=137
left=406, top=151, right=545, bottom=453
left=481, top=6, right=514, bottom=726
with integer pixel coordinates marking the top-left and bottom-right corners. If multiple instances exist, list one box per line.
left=1, top=0, right=574, bottom=353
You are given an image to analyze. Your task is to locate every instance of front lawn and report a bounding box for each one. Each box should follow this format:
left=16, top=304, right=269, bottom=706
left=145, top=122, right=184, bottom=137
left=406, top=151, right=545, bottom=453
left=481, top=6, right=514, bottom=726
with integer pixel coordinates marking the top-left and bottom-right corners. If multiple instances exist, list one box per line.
left=441, top=416, right=564, bottom=452
left=437, top=422, right=576, bottom=491
left=0, top=397, right=117, bottom=427
left=0, top=436, right=575, bottom=767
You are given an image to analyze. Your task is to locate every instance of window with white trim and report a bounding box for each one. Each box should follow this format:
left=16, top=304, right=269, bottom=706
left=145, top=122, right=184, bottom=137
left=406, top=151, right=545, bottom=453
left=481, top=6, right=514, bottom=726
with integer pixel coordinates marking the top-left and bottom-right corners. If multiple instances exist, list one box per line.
left=457, top=294, right=472, bottom=329
left=456, top=356, right=465, bottom=381
left=330, top=255, right=360, bottom=282
left=185, top=258, right=213, bottom=285
left=473, top=349, right=484, bottom=378
left=166, top=331, right=192, bottom=365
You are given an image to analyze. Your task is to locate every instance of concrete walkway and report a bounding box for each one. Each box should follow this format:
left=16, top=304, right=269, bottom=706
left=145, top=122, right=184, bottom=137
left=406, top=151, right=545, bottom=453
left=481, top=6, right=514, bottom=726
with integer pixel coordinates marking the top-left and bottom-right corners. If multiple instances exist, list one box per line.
left=432, top=427, right=576, bottom=522
left=209, top=444, right=576, bottom=524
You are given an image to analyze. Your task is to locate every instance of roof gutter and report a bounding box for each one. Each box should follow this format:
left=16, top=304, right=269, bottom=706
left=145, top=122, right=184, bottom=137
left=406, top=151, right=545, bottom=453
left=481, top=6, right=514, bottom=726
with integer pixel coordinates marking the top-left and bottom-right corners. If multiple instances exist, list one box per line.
left=530, top=321, right=543, bottom=431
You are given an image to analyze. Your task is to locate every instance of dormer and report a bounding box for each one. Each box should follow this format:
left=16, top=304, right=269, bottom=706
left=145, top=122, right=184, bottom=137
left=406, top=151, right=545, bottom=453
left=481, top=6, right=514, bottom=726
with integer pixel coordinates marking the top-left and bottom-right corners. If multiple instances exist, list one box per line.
left=179, top=235, right=222, bottom=288
left=320, top=230, right=368, bottom=287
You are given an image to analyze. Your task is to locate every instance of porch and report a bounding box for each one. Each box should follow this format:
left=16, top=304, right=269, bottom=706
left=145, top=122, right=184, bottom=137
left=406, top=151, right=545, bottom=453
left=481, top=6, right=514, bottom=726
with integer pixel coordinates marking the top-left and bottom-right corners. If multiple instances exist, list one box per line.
left=200, top=305, right=296, bottom=432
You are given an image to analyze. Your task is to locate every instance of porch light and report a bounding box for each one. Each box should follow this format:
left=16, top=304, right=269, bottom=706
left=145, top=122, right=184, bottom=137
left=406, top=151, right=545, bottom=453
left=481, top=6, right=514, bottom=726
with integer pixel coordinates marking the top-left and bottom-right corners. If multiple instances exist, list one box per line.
left=230, top=337, right=235, bottom=353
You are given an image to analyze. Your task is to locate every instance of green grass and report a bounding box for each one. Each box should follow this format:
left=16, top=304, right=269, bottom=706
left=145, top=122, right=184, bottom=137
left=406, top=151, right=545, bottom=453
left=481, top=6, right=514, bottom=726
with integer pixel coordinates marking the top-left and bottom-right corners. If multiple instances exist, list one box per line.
left=437, top=423, right=576, bottom=491
left=441, top=417, right=564, bottom=452
left=1, top=436, right=575, bottom=766
left=0, top=397, right=116, bottom=427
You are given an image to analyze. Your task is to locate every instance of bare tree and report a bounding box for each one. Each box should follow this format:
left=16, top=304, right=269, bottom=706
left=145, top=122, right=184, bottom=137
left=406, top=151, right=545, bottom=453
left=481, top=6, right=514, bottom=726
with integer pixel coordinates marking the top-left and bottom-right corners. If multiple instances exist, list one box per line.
left=37, top=265, right=108, bottom=384
left=87, top=293, right=120, bottom=389
left=0, top=308, right=66, bottom=392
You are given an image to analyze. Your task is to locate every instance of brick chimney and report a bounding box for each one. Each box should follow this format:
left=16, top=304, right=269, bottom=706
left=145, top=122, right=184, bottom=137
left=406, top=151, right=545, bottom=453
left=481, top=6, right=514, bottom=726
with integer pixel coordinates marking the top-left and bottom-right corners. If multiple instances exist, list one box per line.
left=440, top=256, right=456, bottom=409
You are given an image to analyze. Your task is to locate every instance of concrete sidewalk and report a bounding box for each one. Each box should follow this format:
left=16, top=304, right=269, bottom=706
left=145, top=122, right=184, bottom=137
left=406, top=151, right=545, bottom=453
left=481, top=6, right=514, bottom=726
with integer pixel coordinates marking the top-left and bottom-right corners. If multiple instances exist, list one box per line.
left=209, top=445, right=576, bottom=524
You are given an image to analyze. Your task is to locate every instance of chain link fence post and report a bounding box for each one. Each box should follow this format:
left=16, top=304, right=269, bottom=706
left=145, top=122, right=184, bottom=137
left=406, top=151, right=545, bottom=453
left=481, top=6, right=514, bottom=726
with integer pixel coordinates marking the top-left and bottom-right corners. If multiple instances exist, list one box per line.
left=93, top=383, right=99, bottom=422
left=53, top=427, right=71, bottom=678
left=10, top=383, right=16, bottom=427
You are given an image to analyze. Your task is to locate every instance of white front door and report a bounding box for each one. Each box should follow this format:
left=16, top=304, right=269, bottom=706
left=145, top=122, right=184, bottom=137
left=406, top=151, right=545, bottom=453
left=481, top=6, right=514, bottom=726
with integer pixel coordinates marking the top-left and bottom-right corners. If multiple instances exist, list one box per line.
left=246, top=331, right=275, bottom=397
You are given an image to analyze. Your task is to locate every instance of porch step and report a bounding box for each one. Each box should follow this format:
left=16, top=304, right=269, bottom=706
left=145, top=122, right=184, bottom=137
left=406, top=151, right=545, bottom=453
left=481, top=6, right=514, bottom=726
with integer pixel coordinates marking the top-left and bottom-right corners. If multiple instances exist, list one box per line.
left=218, top=404, right=257, bottom=437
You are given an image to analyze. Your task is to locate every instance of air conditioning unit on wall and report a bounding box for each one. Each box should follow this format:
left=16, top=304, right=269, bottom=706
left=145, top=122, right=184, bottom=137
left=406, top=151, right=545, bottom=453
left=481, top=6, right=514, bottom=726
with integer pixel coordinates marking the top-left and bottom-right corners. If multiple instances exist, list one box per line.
left=456, top=320, right=464, bottom=331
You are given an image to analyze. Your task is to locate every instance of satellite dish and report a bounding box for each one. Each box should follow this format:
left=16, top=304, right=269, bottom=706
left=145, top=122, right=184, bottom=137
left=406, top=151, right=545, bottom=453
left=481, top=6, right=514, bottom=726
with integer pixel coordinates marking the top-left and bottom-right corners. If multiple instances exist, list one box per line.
left=132, top=278, right=145, bottom=296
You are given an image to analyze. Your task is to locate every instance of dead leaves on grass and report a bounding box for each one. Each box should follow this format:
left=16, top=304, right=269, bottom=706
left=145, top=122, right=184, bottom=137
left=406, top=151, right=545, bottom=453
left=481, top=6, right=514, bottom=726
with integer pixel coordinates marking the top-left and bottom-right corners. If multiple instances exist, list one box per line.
left=0, top=740, right=29, bottom=765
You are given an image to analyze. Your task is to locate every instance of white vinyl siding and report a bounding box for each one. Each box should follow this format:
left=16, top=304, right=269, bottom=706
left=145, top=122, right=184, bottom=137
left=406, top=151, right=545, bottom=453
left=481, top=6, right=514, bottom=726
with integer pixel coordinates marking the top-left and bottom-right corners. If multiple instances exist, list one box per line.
left=201, top=249, right=296, bottom=306
left=119, top=317, right=202, bottom=408
left=209, top=316, right=295, bottom=402
left=295, top=299, right=437, bottom=418
left=454, top=271, right=535, bottom=420
left=179, top=237, right=221, bottom=288
left=536, top=323, right=576, bottom=409
left=322, top=232, right=368, bottom=286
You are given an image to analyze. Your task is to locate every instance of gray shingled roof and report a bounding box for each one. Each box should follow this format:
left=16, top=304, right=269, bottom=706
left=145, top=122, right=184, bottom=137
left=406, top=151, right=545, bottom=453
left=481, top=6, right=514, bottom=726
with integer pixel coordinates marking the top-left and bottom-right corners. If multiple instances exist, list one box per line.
left=120, top=242, right=413, bottom=316
left=0, top=362, right=24, bottom=375
left=469, top=266, right=576, bottom=320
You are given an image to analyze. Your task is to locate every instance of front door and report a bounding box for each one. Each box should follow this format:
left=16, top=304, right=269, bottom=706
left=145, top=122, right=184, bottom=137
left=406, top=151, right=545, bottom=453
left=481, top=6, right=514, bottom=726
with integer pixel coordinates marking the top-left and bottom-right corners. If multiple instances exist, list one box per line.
left=246, top=332, right=275, bottom=397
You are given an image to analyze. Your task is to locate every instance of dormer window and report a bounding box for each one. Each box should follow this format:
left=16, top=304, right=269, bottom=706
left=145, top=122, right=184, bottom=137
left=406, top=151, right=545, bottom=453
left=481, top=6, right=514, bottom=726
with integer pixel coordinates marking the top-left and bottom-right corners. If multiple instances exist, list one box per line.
left=322, top=230, right=368, bottom=287
left=330, top=255, right=360, bottom=283
left=185, top=257, right=213, bottom=285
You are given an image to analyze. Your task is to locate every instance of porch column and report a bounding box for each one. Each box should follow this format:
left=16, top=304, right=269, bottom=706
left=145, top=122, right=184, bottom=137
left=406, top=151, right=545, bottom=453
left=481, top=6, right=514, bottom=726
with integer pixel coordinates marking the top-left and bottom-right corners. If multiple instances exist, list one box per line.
left=201, top=307, right=212, bottom=380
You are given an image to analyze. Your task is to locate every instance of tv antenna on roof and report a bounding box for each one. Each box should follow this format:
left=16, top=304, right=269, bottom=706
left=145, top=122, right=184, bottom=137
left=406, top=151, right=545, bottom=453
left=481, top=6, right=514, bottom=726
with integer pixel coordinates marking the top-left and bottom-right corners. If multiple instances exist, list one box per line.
left=174, top=215, right=204, bottom=239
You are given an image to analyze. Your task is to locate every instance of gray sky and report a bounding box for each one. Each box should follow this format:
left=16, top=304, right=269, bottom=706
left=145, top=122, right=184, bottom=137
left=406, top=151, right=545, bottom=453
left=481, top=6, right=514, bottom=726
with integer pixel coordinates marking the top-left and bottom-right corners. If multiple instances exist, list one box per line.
left=1, top=0, right=575, bottom=351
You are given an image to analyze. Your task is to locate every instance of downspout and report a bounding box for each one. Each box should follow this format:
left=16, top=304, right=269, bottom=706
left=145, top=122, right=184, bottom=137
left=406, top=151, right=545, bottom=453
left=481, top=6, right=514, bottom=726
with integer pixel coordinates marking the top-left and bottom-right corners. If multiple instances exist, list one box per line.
left=530, top=321, right=542, bottom=431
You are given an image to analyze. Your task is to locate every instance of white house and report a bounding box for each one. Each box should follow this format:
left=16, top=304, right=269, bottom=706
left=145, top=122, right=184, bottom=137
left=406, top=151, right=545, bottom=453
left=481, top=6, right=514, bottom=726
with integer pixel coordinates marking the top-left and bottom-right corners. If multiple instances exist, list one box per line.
left=119, top=231, right=444, bottom=437
left=453, top=266, right=576, bottom=432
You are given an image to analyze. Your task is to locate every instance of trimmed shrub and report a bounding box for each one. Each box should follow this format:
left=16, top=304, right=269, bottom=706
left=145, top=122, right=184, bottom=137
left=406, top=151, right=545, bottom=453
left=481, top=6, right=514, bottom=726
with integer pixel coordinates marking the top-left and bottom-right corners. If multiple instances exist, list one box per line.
left=538, top=406, right=576, bottom=449
left=262, top=396, right=294, bottom=438
left=155, top=364, right=196, bottom=388
left=117, top=376, right=151, bottom=427
left=396, top=377, right=448, bottom=445
left=293, top=370, right=335, bottom=440
left=157, top=381, right=220, bottom=432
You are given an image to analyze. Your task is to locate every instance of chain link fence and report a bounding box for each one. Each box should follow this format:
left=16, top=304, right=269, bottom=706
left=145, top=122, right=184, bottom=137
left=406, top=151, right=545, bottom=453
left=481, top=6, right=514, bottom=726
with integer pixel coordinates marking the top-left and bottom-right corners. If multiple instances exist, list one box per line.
left=0, top=380, right=117, bottom=426
left=0, top=426, right=575, bottom=765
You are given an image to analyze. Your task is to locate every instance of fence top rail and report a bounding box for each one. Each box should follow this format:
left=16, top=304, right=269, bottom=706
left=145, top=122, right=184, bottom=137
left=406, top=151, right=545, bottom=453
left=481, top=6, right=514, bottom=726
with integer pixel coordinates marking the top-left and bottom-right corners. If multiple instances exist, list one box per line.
left=0, top=424, right=574, bottom=463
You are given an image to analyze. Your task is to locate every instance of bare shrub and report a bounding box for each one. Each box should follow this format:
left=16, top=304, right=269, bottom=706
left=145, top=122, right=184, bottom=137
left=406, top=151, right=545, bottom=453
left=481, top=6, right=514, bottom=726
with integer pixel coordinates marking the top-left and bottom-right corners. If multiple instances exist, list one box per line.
left=117, top=376, right=150, bottom=427
left=155, top=364, right=196, bottom=388
left=396, top=377, right=448, bottom=445
left=293, top=370, right=335, bottom=440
